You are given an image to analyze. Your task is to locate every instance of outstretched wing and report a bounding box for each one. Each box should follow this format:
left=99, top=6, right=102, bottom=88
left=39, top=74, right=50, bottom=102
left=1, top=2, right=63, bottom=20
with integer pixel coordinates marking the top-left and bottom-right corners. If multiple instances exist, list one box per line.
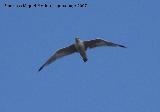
left=84, top=38, right=126, bottom=50
left=38, top=44, right=77, bottom=71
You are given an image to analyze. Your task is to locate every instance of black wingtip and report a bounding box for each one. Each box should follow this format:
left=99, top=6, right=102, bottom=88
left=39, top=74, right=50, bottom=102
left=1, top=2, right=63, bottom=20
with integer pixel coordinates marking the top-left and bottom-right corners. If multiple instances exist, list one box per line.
left=38, top=65, right=44, bottom=72
left=118, top=45, right=127, bottom=48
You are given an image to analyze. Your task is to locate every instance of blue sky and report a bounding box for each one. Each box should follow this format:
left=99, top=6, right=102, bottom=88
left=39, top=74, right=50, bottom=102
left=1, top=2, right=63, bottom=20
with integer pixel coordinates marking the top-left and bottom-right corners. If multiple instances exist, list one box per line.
left=0, top=0, right=160, bottom=112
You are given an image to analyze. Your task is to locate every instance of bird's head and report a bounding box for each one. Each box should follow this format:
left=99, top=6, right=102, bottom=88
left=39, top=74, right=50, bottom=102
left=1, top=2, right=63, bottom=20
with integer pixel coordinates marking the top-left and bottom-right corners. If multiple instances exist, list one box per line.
left=75, top=37, right=80, bottom=43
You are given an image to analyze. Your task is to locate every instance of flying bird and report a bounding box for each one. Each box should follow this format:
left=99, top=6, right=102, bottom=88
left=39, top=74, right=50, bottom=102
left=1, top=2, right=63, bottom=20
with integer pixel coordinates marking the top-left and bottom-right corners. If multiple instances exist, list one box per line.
left=38, top=37, right=126, bottom=71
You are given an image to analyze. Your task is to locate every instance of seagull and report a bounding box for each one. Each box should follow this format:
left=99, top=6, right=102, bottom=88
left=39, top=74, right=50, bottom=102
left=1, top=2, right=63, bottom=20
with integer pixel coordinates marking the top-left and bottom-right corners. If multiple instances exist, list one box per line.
left=38, top=37, right=126, bottom=71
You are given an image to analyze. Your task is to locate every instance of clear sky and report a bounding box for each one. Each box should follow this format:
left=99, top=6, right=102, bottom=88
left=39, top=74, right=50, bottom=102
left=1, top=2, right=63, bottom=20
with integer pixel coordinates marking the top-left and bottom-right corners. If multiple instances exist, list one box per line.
left=0, top=0, right=160, bottom=112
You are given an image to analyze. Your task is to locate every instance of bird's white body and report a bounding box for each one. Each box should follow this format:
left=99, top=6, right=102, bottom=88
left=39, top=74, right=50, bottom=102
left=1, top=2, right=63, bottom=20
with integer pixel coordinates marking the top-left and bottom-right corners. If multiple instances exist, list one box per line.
left=74, top=38, right=88, bottom=62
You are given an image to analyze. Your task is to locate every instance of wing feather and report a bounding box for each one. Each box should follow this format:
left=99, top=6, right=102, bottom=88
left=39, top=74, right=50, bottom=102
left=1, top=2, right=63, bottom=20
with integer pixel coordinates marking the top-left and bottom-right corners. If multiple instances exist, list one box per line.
left=38, top=44, right=77, bottom=71
left=84, top=38, right=126, bottom=50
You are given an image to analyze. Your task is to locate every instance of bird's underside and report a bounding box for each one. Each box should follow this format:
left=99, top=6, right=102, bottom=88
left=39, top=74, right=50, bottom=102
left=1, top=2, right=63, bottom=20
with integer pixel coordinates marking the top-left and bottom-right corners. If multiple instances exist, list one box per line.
left=38, top=38, right=126, bottom=71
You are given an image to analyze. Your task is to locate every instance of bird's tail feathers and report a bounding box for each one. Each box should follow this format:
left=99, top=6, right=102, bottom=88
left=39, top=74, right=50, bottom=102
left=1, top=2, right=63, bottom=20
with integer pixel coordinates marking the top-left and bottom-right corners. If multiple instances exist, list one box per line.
left=83, top=57, right=88, bottom=62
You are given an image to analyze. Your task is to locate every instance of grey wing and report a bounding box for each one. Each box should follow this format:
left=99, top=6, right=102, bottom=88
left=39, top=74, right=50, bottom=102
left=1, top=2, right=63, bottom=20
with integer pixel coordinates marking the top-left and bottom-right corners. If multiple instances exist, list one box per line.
left=84, top=38, right=126, bottom=50
left=38, top=44, right=77, bottom=71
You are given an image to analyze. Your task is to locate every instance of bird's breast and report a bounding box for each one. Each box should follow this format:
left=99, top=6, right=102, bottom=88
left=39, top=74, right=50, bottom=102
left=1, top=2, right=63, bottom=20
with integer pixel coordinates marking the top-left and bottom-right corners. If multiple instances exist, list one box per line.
left=75, top=42, right=85, bottom=52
